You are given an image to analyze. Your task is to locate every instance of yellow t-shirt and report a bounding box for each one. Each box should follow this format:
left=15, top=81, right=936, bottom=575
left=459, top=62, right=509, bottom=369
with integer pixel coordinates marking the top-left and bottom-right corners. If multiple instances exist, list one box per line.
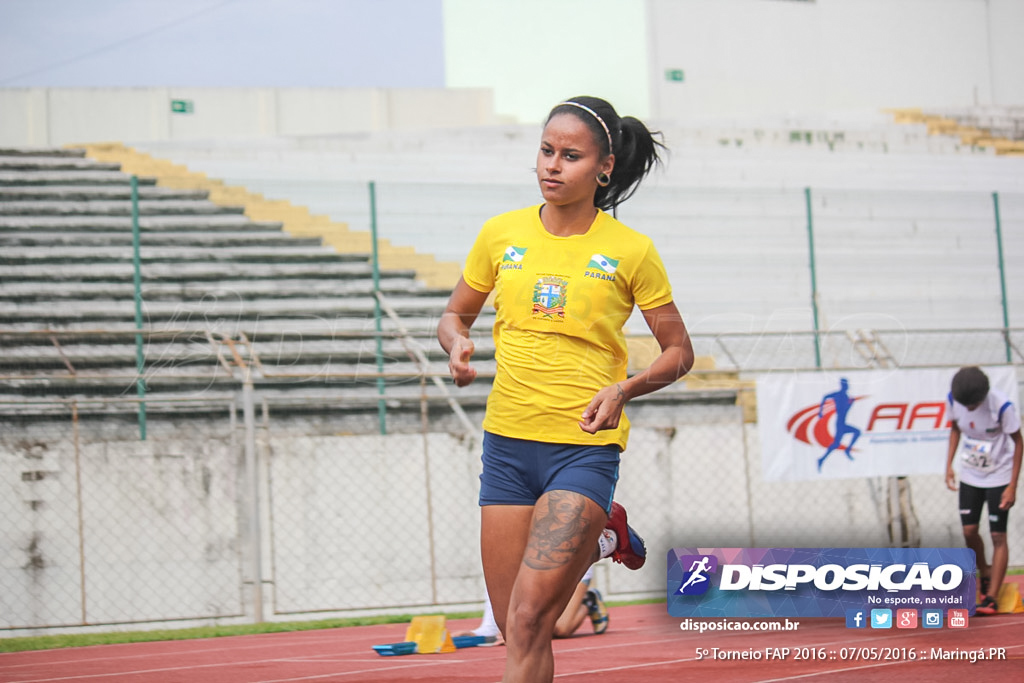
left=463, top=205, right=674, bottom=450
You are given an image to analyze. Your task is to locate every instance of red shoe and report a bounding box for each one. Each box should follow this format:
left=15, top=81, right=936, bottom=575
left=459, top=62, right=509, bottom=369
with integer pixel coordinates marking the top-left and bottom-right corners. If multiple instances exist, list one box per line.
left=975, top=596, right=998, bottom=616
left=605, top=502, right=646, bottom=570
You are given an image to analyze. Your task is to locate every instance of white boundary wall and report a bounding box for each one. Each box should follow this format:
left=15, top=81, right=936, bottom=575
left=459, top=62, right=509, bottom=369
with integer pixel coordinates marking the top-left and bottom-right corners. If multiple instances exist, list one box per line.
left=0, top=87, right=497, bottom=147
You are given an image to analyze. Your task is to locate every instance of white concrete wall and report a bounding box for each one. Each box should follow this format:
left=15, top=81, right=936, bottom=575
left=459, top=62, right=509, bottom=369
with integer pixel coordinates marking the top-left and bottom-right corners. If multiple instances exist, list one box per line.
left=647, top=0, right=1024, bottom=121
left=0, top=87, right=496, bottom=147
left=267, top=433, right=484, bottom=614
left=443, top=0, right=651, bottom=123
left=1, top=430, right=244, bottom=631
left=987, top=0, right=1024, bottom=105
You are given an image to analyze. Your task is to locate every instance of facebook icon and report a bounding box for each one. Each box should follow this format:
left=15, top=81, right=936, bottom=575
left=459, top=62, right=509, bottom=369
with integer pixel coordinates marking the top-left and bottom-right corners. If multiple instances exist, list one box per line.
left=845, top=609, right=866, bottom=629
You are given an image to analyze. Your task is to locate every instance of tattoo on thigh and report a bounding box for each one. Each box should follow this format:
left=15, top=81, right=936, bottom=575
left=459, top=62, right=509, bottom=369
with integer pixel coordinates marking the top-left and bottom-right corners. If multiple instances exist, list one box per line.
left=524, top=491, right=591, bottom=570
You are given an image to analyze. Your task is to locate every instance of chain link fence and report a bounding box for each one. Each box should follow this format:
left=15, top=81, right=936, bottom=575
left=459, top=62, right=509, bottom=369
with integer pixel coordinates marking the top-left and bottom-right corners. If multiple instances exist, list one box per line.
left=2, top=328, right=1022, bottom=636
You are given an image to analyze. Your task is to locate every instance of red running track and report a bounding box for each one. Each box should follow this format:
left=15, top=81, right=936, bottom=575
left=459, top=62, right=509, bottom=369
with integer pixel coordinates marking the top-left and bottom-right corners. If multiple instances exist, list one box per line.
left=2, top=604, right=1022, bottom=683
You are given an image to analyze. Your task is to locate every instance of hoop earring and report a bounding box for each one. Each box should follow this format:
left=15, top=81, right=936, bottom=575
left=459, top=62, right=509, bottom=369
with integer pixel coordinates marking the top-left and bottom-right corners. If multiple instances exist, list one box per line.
left=596, top=172, right=611, bottom=187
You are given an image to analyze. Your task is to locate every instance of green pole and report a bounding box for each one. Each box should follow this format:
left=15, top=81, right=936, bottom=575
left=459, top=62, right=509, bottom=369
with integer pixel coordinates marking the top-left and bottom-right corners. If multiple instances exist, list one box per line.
left=131, top=176, right=147, bottom=440
left=369, top=181, right=387, bottom=434
left=804, top=187, right=822, bottom=368
left=992, top=192, right=1011, bottom=363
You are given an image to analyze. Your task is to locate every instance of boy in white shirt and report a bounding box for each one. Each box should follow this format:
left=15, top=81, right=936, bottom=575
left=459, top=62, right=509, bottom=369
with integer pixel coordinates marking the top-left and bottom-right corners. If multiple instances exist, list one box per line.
left=945, top=366, right=1023, bottom=614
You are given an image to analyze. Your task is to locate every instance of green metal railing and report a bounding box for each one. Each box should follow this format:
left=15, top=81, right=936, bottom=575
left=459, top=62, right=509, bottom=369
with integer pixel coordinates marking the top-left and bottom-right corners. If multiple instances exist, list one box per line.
left=369, top=180, right=387, bottom=435
left=993, top=192, right=1012, bottom=363
left=804, top=187, right=822, bottom=369
left=131, top=176, right=147, bottom=440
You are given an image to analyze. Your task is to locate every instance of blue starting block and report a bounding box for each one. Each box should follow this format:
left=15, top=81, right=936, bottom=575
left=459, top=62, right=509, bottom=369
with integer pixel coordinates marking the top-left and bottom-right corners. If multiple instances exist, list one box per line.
left=372, top=633, right=492, bottom=656
left=372, top=641, right=418, bottom=656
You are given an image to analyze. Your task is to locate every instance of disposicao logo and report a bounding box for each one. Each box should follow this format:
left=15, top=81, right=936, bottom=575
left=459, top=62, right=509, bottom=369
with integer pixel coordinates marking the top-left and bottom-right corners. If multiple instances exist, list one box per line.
left=675, top=555, right=718, bottom=595
left=667, top=548, right=976, bottom=619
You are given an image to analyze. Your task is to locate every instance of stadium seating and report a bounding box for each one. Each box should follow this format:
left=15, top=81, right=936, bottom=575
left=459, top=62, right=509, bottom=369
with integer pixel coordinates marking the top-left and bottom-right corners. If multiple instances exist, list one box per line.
left=888, top=106, right=1024, bottom=156
left=5, top=108, right=1021, bottom=423
left=127, top=113, right=1024, bottom=366
left=0, top=146, right=492, bottom=421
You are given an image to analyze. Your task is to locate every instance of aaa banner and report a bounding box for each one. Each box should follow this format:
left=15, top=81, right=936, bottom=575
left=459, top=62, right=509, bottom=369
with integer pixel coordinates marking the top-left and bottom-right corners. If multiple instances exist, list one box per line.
left=755, top=366, right=1017, bottom=481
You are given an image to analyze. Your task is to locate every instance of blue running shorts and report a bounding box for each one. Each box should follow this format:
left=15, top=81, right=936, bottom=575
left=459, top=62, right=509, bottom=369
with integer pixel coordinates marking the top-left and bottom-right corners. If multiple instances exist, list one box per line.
left=479, top=431, right=620, bottom=515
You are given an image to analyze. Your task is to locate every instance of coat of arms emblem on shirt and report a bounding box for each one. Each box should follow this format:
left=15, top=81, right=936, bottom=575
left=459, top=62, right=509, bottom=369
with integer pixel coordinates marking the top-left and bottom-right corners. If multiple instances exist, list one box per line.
left=532, top=276, right=567, bottom=319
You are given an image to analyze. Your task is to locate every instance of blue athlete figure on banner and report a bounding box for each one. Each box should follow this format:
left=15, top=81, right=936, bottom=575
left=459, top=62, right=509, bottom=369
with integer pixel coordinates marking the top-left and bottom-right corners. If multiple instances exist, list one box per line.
left=817, top=378, right=861, bottom=472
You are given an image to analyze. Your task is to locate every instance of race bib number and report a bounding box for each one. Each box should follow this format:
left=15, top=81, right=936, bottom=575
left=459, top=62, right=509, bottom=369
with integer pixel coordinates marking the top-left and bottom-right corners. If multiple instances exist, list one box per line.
left=960, top=436, right=995, bottom=471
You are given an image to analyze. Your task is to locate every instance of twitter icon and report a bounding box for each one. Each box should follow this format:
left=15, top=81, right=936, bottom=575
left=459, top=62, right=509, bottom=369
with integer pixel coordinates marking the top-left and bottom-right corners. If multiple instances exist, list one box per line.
left=870, top=609, right=892, bottom=629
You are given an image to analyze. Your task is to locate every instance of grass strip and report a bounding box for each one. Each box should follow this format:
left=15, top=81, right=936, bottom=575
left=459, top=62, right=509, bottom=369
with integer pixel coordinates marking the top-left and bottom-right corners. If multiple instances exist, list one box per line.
left=0, top=612, right=476, bottom=654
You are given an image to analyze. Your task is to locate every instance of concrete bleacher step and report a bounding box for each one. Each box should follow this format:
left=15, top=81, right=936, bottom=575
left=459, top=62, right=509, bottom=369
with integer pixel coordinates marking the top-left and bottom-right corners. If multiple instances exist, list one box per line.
left=0, top=171, right=158, bottom=186
left=0, top=277, right=431, bottom=301
left=0, top=230, right=326, bottom=249
left=0, top=215, right=284, bottom=232
left=0, top=260, right=417, bottom=283
left=0, top=295, right=450, bottom=323
left=0, top=324, right=471, bottom=348
left=0, top=310, right=479, bottom=335
left=0, top=244, right=347, bottom=264
left=0, top=338, right=457, bottom=382
left=0, top=366, right=468, bottom=397
left=0, top=383, right=495, bottom=417
left=0, top=199, right=245, bottom=216
left=0, top=342, right=462, bottom=376
left=0, top=358, right=489, bottom=395
left=0, top=185, right=210, bottom=202
left=0, top=338, right=464, bottom=370
left=0, top=369, right=722, bottom=416
left=0, top=156, right=121, bottom=172
left=0, top=147, right=86, bottom=157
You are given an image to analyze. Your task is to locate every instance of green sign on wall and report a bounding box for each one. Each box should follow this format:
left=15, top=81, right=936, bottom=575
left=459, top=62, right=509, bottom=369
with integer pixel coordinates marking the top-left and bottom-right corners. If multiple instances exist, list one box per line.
left=170, top=99, right=194, bottom=114
left=665, top=69, right=685, bottom=82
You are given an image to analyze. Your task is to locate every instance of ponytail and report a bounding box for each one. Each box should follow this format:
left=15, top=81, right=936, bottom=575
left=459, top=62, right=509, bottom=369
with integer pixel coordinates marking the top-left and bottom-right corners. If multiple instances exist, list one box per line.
left=548, top=96, right=666, bottom=212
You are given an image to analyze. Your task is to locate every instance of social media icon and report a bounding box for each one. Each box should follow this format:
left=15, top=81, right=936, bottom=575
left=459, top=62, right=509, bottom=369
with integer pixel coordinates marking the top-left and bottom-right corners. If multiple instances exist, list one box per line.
left=948, top=609, right=968, bottom=629
left=870, top=609, right=892, bottom=629
left=896, top=609, right=917, bottom=629
left=845, top=609, right=866, bottom=629
left=922, top=609, right=943, bottom=629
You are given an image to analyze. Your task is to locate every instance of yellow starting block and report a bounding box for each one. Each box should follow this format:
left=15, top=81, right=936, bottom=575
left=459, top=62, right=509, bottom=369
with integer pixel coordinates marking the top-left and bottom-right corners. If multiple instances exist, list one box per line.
left=405, top=615, right=457, bottom=654
left=372, top=615, right=490, bottom=655
left=996, top=581, right=1024, bottom=614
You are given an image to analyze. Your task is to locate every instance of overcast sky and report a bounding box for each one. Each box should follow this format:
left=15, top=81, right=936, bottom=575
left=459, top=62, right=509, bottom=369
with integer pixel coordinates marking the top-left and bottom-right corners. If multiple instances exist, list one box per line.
left=0, top=0, right=446, bottom=88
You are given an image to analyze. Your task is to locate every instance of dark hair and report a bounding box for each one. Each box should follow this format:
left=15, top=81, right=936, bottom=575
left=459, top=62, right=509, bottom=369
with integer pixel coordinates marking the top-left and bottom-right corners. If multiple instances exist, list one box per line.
left=547, top=96, right=666, bottom=212
left=951, top=366, right=989, bottom=407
